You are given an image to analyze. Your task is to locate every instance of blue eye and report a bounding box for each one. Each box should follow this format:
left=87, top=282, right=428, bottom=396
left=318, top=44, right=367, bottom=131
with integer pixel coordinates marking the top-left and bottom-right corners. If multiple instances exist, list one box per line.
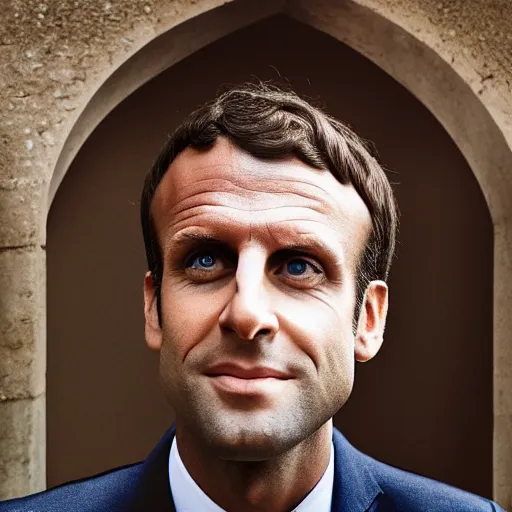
left=190, top=253, right=216, bottom=269
left=286, top=259, right=308, bottom=275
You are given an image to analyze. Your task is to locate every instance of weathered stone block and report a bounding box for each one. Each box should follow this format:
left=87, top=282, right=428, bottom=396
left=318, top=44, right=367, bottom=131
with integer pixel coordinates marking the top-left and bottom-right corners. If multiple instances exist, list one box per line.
left=494, top=414, right=512, bottom=511
left=0, top=178, right=45, bottom=248
left=0, top=248, right=46, bottom=400
left=0, top=394, right=46, bottom=500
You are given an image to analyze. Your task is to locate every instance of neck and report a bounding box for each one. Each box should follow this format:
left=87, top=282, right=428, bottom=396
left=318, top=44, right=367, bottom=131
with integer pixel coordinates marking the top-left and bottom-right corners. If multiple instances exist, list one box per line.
left=175, top=420, right=333, bottom=512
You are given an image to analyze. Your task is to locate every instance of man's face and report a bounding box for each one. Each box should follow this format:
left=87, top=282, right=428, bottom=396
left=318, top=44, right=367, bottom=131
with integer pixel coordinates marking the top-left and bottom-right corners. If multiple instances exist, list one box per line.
left=145, top=137, right=385, bottom=460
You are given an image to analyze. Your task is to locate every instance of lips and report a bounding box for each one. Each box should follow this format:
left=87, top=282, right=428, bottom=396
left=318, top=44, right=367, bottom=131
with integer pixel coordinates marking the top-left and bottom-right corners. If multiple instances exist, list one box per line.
left=205, top=363, right=292, bottom=380
left=204, top=363, right=293, bottom=396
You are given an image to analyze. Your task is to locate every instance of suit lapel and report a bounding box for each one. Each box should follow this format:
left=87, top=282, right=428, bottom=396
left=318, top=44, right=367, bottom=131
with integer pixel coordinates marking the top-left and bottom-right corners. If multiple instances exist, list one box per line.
left=124, top=425, right=177, bottom=512
left=331, top=428, right=383, bottom=512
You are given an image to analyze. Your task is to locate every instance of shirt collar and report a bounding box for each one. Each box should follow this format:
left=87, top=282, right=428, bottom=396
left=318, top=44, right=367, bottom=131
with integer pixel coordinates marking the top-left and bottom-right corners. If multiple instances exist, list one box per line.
left=169, top=436, right=335, bottom=512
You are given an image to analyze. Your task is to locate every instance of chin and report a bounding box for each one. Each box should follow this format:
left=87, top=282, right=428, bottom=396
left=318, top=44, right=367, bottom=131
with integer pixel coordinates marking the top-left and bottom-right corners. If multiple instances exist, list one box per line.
left=197, top=413, right=321, bottom=461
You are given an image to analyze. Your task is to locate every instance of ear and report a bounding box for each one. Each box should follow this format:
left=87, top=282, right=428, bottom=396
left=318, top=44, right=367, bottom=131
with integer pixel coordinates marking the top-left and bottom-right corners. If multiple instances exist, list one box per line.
left=144, top=271, right=162, bottom=351
left=354, top=281, right=389, bottom=362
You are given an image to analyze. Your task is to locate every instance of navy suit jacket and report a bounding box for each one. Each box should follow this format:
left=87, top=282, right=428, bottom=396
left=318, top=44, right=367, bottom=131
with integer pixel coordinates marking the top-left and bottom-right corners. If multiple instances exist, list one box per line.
left=0, top=426, right=506, bottom=511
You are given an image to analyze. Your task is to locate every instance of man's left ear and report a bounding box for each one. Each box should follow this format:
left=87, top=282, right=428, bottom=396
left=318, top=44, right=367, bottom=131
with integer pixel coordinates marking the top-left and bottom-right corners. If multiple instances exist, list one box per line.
left=354, top=281, right=389, bottom=362
left=144, top=271, right=163, bottom=352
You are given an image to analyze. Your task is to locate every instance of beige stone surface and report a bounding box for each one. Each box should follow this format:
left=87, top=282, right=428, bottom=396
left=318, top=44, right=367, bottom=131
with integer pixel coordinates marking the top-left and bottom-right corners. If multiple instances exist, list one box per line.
left=0, top=0, right=510, bottom=504
left=0, top=394, right=46, bottom=500
left=494, top=220, right=512, bottom=510
left=495, top=221, right=512, bottom=416
left=0, top=247, right=46, bottom=401
left=495, top=413, right=512, bottom=511
left=0, top=179, right=45, bottom=247
left=367, top=0, right=512, bottom=114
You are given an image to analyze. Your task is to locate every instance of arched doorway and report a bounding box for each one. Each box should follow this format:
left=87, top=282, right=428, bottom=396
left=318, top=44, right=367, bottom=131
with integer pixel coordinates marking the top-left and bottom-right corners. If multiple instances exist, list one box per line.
left=47, top=15, right=493, bottom=498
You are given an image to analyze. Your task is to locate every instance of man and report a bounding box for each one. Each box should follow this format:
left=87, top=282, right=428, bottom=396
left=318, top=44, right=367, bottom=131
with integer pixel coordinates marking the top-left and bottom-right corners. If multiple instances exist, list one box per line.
left=0, top=84, right=505, bottom=512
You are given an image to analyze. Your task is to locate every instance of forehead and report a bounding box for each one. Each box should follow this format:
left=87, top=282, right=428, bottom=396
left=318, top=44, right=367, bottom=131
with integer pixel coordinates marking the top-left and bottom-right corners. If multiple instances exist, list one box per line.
left=151, top=138, right=371, bottom=262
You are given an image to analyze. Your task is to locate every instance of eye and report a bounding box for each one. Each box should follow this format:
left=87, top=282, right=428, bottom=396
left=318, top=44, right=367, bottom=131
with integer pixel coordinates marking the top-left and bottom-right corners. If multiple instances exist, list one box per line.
left=286, top=259, right=311, bottom=276
left=188, top=253, right=217, bottom=270
left=283, top=258, right=322, bottom=277
left=183, top=249, right=234, bottom=283
left=276, top=256, right=324, bottom=287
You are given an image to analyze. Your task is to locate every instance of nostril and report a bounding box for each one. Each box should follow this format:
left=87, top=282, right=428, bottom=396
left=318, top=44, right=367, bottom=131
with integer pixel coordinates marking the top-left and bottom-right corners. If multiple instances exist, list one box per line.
left=256, top=328, right=271, bottom=337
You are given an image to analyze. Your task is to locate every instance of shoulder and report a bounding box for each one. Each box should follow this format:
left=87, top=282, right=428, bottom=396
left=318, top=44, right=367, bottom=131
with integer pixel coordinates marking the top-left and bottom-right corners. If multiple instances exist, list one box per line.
left=333, top=429, right=504, bottom=511
left=361, top=452, right=502, bottom=512
left=0, top=462, right=143, bottom=512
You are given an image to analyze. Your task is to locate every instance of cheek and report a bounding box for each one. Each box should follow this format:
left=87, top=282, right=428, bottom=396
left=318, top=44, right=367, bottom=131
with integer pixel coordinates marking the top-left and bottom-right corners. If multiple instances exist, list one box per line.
left=276, top=284, right=357, bottom=364
left=159, top=277, right=227, bottom=361
left=280, top=296, right=355, bottom=410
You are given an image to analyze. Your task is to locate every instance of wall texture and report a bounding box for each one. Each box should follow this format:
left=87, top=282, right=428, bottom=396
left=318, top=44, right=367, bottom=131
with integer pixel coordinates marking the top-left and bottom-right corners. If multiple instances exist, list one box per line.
left=0, top=0, right=511, bottom=507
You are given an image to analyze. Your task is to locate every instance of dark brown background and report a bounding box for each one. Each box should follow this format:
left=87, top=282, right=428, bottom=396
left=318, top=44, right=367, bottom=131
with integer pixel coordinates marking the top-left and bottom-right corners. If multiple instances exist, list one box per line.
left=47, top=16, right=493, bottom=497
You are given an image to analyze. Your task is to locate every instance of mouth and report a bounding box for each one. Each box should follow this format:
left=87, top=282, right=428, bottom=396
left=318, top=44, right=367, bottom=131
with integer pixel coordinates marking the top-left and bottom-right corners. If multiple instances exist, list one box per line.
left=204, top=363, right=293, bottom=395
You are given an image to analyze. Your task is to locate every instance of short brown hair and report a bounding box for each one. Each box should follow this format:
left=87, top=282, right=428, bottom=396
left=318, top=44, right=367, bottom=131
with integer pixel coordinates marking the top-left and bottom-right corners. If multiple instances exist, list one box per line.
left=140, top=83, right=399, bottom=323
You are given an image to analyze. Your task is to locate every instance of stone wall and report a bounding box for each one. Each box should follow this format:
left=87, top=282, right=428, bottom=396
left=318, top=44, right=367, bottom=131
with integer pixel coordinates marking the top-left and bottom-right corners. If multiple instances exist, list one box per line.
left=0, top=0, right=510, bottom=507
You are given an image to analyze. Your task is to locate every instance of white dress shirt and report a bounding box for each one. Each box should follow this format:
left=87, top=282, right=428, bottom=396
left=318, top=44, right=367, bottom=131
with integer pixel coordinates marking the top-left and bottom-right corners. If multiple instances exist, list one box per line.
left=169, top=435, right=335, bottom=512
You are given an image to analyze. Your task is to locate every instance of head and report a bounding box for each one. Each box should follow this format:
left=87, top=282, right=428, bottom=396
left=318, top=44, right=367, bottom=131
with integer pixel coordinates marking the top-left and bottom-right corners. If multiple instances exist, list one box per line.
left=141, top=83, right=398, bottom=459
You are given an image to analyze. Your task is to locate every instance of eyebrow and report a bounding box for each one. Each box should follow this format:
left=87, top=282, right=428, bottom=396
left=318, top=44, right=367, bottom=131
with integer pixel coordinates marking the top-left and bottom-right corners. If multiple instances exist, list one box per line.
left=164, top=232, right=228, bottom=256
left=168, top=232, right=223, bottom=249
left=172, top=232, right=219, bottom=243
left=282, top=236, right=346, bottom=267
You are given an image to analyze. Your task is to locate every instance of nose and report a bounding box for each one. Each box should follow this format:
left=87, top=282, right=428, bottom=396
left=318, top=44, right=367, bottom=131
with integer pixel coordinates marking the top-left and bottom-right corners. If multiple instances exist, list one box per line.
left=218, top=248, right=279, bottom=341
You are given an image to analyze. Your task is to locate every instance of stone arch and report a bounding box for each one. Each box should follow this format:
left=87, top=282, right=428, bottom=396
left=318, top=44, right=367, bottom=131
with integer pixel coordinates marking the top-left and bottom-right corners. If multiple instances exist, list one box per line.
left=1, top=0, right=510, bottom=507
